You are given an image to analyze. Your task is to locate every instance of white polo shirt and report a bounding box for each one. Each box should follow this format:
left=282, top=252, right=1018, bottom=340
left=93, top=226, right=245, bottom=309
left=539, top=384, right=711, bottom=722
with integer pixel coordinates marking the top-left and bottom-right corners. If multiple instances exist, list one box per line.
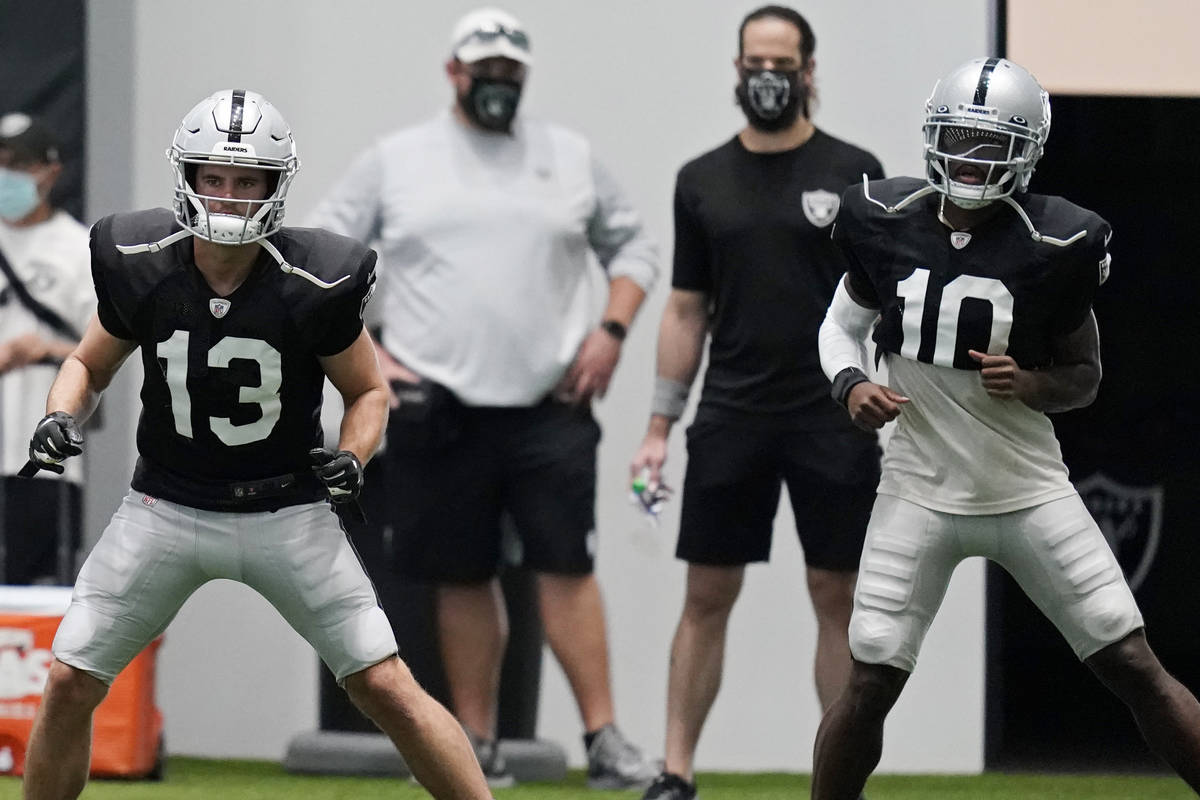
left=310, top=111, right=659, bottom=406
left=0, top=211, right=94, bottom=481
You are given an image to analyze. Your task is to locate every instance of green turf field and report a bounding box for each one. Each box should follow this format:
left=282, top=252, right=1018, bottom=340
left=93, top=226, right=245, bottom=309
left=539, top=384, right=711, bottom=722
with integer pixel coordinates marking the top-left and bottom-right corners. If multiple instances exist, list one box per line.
left=0, top=759, right=1191, bottom=799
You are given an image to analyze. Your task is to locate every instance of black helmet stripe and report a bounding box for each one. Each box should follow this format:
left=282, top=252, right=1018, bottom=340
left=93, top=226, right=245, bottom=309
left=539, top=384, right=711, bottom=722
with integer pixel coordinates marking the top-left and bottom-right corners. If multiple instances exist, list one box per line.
left=972, top=58, right=1000, bottom=106
left=228, top=89, right=246, bottom=143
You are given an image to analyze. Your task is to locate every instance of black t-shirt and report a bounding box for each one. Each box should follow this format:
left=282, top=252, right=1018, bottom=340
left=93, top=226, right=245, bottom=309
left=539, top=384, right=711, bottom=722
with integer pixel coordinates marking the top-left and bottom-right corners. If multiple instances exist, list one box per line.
left=833, top=177, right=1111, bottom=370
left=91, top=209, right=377, bottom=511
left=672, top=130, right=884, bottom=429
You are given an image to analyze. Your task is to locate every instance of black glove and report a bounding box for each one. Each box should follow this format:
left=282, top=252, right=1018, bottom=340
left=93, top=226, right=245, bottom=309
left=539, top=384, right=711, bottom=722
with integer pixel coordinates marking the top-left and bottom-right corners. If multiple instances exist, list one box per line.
left=24, top=412, right=84, bottom=476
left=308, top=447, right=364, bottom=504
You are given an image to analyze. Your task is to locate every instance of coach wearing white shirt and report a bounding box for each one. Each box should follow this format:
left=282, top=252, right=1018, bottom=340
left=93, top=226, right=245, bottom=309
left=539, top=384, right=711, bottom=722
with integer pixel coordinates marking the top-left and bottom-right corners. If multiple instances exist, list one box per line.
left=310, top=7, right=659, bottom=789
left=0, top=113, right=94, bottom=584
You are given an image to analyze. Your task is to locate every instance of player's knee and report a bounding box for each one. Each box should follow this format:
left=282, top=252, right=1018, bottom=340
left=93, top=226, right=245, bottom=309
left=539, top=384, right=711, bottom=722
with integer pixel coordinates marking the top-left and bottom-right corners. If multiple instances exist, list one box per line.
left=42, top=660, right=108, bottom=713
left=1081, top=594, right=1142, bottom=649
left=849, top=613, right=914, bottom=672
left=345, top=657, right=412, bottom=713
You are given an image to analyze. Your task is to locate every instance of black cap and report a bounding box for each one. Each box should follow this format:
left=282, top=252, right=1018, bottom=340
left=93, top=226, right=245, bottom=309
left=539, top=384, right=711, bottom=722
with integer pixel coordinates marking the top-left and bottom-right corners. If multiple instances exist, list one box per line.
left=0, top=113, right=60, bottom=165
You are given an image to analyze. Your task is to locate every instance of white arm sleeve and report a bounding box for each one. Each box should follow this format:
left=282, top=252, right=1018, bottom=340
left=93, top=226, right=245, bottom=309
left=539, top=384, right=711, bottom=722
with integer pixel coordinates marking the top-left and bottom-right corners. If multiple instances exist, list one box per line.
left=818, top=275, right=880, bottom=381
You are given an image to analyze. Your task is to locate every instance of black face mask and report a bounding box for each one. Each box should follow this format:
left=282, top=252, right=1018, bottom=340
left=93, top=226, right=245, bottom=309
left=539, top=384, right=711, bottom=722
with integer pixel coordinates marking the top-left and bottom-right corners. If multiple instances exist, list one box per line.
left=461, top=77, right=523, bottom=133
left=735, top=68, right=807, bottom=132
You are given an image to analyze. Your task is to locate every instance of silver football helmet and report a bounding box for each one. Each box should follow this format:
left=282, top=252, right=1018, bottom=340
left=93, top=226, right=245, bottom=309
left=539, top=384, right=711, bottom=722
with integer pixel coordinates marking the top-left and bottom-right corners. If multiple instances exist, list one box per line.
left=923, top=58, right=1050, bottom=209
left=168, top=89, right=299, bottom=245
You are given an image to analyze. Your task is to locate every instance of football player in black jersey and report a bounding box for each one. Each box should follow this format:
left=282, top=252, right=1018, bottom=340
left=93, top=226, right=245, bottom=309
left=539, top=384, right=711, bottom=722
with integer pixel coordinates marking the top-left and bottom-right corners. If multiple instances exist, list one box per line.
left=20, top=90, right=491, bottom=800
left=811, top=59, right=1200, bottom=799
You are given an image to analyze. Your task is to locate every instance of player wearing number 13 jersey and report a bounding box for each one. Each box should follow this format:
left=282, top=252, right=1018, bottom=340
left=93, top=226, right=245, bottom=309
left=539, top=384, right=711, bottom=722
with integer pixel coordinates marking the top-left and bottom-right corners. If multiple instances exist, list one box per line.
left=90, top=207, right=374, bottom=511
left=809, top=59, right=1200, bottom=800
left=18, top=90, right=492, bottom=800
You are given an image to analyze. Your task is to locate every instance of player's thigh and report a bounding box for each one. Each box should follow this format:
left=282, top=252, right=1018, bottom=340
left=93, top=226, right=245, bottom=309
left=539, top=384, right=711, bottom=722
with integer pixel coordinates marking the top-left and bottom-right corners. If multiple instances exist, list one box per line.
left=504, top=402, right=601, bottom=574
left=241, top=501, right=398, bottom=682
left=53, top=493, right=207, bottom=684
left=783, top=427, right=880, bottom=571
left=850, top=495, right=963, bottom=672
left=997, top=494, right=1144, bottom=661
left=387, top=431, right=505, bottom=582
left=676, top=422, right=783, bottom=565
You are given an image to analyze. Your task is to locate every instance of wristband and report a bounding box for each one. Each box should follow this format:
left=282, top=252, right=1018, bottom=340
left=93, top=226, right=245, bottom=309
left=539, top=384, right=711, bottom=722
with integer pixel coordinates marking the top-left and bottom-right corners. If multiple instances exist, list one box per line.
left=599, top=319, right=627, bottom=341
left=651, top=376, right=690, bottom=421
left=831, top=367, right=869, bottom=407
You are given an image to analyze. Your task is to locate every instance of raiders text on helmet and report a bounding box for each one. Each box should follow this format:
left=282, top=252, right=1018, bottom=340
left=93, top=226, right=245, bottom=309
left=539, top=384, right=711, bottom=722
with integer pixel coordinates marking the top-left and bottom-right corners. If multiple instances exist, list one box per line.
left=168, top=89, right=300, bottom=245
left=923, top=58, right=1050, bottom=209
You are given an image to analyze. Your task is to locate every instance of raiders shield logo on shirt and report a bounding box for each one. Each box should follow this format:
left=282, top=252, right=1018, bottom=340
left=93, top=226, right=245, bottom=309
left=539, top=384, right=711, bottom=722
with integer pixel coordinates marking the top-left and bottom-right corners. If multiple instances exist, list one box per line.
left=802, top=189, right=840, bottom=228
left=1075, top=471, right=1163, bottom=593
left=209, top=298, right=231, bottom=319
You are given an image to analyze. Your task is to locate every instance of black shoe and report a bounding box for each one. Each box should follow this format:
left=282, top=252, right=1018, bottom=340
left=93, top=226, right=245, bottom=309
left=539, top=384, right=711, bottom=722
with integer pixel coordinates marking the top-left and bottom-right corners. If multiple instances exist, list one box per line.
left=641, top=771, right=697, bottom=800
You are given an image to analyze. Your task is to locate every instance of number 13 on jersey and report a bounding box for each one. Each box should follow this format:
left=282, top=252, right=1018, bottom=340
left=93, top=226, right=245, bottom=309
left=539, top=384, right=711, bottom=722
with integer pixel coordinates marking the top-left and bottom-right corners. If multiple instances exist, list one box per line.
left=158, top=330, right=283, bottom=446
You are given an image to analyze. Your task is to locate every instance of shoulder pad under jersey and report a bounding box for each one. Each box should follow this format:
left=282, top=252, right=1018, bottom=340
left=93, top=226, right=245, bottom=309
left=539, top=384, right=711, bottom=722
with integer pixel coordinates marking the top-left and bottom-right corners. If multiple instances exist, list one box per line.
left=92, top=208, right=187, bottom=336
left=271, top=226, right=378, bottom=354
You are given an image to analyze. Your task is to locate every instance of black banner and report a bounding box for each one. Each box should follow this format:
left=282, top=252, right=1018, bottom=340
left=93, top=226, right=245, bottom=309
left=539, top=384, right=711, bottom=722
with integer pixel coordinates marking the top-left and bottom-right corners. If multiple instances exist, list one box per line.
left=0, top=0, right=86, bottom=220
left=986, top=96, right=1200, bottom=771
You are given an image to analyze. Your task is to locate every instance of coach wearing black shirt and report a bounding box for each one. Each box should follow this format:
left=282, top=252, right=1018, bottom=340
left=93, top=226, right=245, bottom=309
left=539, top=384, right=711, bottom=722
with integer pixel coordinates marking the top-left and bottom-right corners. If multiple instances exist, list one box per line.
left=630, top=7, right=882, bottom=800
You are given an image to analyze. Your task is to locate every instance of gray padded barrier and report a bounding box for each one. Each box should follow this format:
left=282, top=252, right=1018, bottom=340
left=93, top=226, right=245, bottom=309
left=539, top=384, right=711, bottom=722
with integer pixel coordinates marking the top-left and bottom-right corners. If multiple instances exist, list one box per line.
left=283, top=731, right=568, bottom=782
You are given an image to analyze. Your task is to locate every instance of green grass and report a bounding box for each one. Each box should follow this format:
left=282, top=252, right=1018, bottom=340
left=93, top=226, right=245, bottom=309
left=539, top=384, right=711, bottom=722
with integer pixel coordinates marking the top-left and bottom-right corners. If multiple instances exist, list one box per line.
left=0, top=759, right=1192, bottom=799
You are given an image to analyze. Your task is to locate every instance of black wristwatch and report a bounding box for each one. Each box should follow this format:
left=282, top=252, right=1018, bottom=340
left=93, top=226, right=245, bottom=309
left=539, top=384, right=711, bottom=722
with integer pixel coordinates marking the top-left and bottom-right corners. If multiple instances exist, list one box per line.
left=599, top=319, right=627, bottom=342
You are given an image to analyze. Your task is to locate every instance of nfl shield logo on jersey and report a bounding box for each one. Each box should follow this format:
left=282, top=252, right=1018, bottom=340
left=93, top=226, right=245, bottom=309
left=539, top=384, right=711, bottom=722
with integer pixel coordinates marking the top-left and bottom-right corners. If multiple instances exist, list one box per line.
left=802, top=189, right=840, bottom=228
left=1075, top=472, right=1163, bottom=593
left=209, top=298, right=231, bottom=319
left=950, top=231, right=972, bottom=249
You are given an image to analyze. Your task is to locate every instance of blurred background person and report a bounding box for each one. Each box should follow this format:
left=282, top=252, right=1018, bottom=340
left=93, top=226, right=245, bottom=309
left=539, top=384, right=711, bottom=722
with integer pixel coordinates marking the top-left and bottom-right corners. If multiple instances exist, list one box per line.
left=310, top=6, right=661, bottom=789
left=0, top=112, right=93, bottom=585
left=629, top=7, right=883, bottom=799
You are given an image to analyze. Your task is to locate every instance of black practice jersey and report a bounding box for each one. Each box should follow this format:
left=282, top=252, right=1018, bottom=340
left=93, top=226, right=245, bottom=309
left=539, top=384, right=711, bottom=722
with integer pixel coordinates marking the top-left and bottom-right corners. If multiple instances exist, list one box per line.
left=91, top=209, right=377, bottom=511
left=673, top=130, right=884, bottom=428
left=834, top=178, right=1111, bottom=371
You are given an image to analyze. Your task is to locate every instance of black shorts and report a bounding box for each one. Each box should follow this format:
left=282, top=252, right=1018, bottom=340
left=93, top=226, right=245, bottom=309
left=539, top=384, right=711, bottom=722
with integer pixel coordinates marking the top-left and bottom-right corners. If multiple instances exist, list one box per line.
left=387, top=398, right=600, bottom=583
left=676, top=422, right=880, bottom=570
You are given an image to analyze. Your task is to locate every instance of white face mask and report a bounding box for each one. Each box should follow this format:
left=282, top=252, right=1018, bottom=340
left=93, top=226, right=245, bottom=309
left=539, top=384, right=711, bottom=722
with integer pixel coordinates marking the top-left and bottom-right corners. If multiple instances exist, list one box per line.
left=0, top=167, right=41, bottom=222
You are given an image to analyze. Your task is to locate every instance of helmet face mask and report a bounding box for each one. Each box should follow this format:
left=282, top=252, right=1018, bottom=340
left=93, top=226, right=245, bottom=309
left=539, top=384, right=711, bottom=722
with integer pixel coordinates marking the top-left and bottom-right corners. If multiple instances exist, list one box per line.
left=168, top=89, right=299, bottom=245
left=922, top=58, right=1050, bottom=210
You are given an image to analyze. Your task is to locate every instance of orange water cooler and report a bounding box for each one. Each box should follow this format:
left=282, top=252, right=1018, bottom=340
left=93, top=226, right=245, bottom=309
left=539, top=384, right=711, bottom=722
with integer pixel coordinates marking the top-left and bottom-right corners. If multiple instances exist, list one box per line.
left=0, top=586, right=164, bottom=777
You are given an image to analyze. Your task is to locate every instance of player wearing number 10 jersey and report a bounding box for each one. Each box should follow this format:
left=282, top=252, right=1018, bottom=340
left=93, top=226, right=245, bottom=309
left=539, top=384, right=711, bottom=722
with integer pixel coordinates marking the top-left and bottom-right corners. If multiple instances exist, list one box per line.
left=19, top=90, right=492, bottom=800
left=809, top=59, right=1200, bottom=799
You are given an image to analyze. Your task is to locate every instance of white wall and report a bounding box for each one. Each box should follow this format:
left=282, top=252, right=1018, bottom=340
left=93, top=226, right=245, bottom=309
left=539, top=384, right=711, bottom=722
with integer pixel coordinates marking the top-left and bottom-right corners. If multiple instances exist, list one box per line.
left=84, top=0, right=993, bottom=772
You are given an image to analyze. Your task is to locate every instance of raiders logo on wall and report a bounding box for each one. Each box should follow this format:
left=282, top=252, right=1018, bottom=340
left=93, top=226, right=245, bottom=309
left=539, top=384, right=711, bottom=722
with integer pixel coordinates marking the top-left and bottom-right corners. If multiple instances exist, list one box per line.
left=1075, top=471, right=1163, bottom=593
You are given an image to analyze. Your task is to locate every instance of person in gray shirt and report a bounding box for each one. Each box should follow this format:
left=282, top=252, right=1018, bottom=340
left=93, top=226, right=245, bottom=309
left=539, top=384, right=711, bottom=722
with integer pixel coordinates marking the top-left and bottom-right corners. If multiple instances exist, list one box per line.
left=311, top=7, right=659, bottom=789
